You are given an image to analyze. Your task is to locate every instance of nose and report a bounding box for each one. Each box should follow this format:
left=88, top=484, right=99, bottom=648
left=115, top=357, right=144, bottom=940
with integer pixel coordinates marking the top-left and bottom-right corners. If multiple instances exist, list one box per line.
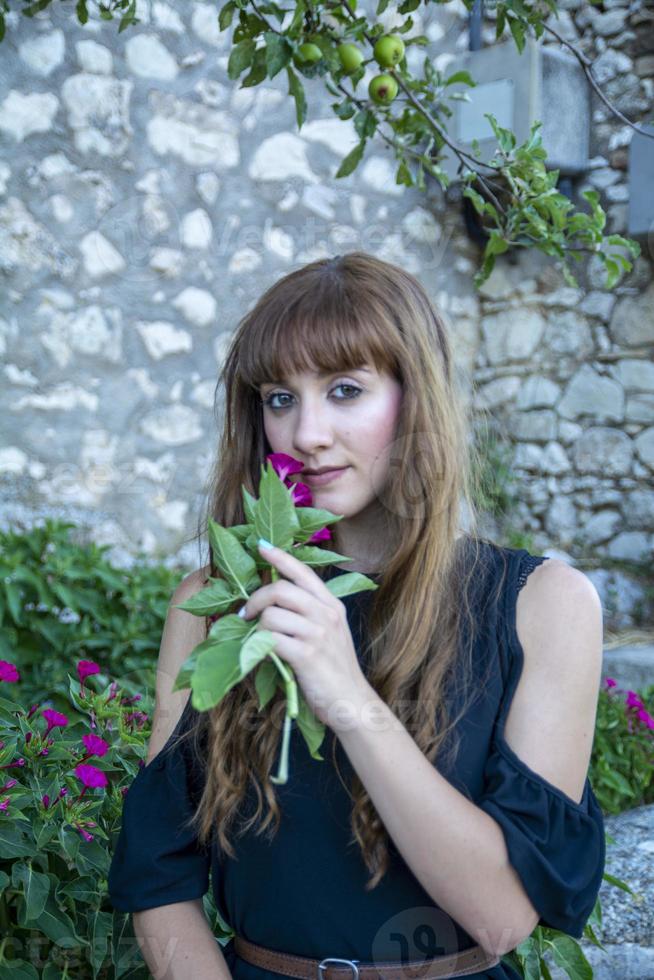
left=290, top=395, right=335, bottom=456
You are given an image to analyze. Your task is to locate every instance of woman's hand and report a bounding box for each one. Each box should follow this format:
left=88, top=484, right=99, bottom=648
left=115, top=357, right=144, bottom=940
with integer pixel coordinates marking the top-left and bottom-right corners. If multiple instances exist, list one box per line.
left=240, top=542, right=373, bottom=731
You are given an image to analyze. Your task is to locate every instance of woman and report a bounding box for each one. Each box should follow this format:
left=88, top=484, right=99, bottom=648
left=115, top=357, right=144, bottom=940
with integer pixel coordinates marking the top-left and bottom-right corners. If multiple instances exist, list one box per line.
left=108, top=252, right=605, bottom=980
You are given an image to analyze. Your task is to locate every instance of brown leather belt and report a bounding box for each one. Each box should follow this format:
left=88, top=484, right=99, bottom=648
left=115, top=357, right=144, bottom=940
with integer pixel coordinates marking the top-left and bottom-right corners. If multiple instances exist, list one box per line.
left=233, top=935, right=500, bottom=979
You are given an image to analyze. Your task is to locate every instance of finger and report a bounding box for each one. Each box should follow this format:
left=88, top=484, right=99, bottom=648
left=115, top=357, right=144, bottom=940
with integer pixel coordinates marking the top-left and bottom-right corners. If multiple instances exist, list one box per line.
left=242, top=579, right=312, bottom=620
left=257, top=606, right=316, bottom=642
left=257, top=542, right=335, bottom=604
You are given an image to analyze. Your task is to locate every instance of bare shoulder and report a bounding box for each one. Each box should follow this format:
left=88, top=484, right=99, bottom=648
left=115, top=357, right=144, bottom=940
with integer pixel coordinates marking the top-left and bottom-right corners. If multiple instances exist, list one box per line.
left=172, top=563, right=213, bottom=602
left=516, top=557, right=603, bottom=671
left=506, top=556, right=603, bottom=802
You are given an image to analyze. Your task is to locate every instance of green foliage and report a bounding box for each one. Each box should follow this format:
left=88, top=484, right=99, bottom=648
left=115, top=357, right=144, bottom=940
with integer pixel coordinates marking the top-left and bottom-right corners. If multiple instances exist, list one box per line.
left=0, top=520, right=181, bottom=711
left=590, top=682, right=654, bottom=814
left=470, top=423, right=520, bottom=521
left=0, top=670, right=233, bottom=976
left=0, top=0, right=645, bottom=288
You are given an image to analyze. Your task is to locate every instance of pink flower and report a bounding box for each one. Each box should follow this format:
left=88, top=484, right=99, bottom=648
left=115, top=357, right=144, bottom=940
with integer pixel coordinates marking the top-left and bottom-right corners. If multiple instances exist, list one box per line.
left=289, top=481, right=313, bottom=507
left=2, top=779, right=17, bottom=790
left=82, top=734, right=109, bottom=758
left=267, top=452, right=305, bottom=482
left=0, top=660, right=20, bottom=683
left=42, top=795, right=50, bottom=809
left=604, top=677, right=617, bottom=689
left=74, top=763, right=108, bottom=791
left=636, top=708, right=654, bottom=730
left=77, top=660, right=101, bottom=698
left=0, top=797, right=9, bottom=811
left=626, top=691, right=645, bottom=711
left=42, top=709, right=69, bottom=737
left=125, top=710, right=148, bottom=729
left=73, top=823, right=94, bottom=842
left=308, top=526, right=332, bottom=544
left=77, top=661, right=101, bottom=682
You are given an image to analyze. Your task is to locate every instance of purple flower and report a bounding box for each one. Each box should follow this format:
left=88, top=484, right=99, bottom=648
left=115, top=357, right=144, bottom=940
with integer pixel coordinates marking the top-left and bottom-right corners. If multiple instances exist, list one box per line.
left=604, top=677, right=617, bottom=689
left=77, top=660, right=101, bottom=682
left=636, top=708, right=654, bottom=730
left=2, top=779, right=17, bottom=790
left=626, top=691, right=645, bottom=711
left=82, top=734, right=109, bottom=758
left=74, top=763, right=108, bottom=790
left=42, top=795, right=50, bottom=809
left=0, top=660, right=20, bottom=683
left=0, top=797, right=9, bottom=811
left=42, top=709, right=69, bottom=737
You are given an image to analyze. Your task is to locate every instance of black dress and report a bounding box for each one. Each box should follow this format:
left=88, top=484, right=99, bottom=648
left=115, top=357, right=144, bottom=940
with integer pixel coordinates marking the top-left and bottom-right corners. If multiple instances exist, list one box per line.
left=108, top=542, right=605, bottom=980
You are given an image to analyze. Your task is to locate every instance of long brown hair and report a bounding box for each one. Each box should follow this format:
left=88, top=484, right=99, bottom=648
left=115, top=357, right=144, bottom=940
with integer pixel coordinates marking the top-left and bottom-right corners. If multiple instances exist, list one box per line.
left=174, top=251, right=506, bottom=890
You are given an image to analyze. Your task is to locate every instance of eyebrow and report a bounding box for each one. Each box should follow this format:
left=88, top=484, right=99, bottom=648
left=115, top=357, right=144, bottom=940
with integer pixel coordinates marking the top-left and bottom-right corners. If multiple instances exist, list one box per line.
left=262, top=366, right=373, bottom=384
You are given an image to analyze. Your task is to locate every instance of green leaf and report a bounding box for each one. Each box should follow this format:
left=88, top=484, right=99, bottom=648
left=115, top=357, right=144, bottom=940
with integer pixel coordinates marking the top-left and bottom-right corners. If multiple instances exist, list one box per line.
left=254, top=459, right=298, bottom=549
left=57, top=875, right=99, bottom=905
left=0, top=825, right=32, bottom=859
left=191, top=639, right=244, bottom=711
left=26, top=892, right=82, bottom=948
left=0, top=962, right=38, bottom=979
left=295, top=690, right=326, bottom=760
left=289, top=544, right=352, bottom=566
left=508, top=15, right=526, bottom=53
left=240, top=629, right=276, bottom=674
left=208, top=519, right=257, bottom=596
left=227, top=39, right=256, bottom=80
left=90, top=909, right=113, bottom=974
left=12, top=861, right=50, bottom=921
left=286, top=65, right=308, bottom=129
left=174, top=577, right=236, bottom=617
left=265, top=32, right=292, bottom=79
left=219, top=0, right=237, bottom=30
left=325, top=571, right=379, bottom=599
left=603, top=870, right=637, bottom=895
left=335, top=139, right=366, bottom=179
left=241, top=45, right=268, bottom=87
left=445, top=70, right=475, bottom=87
left=295, top=506, right=343, bottom=536
left=255, top=658, right=279, bottom=709
left=546, top=933, right=593, bottom=980
left=118, top=0, right=137, bottom=32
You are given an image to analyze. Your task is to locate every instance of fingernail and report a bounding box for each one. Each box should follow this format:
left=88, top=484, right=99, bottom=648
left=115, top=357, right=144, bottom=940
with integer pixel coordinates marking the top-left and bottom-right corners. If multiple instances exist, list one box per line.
left=258, top=537, right=273, bottom=550
left=238, top=605, right=247, bottom=619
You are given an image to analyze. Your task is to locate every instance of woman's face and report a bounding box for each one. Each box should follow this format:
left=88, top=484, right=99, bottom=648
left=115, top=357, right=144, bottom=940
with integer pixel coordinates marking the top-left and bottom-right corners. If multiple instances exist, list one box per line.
left=259, top=362, right=403, bottom=520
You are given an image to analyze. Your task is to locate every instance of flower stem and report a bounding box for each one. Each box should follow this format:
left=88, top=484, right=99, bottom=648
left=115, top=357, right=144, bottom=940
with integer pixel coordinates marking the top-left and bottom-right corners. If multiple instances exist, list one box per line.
left=270, top=712, right=292, bottom=785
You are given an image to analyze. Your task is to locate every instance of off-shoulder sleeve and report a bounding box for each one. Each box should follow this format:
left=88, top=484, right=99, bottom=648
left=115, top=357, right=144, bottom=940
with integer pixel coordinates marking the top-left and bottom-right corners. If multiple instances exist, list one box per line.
left=477, top=550, right=605, bottom=938
left=477, top=736, right=605, bottom=937
left=108, top=699, right=211, bottom=913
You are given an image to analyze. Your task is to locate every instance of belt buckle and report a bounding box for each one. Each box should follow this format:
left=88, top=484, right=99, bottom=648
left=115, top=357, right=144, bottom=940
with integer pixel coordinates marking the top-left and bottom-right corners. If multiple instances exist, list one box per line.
left=318, top=957, right=360, bottom=980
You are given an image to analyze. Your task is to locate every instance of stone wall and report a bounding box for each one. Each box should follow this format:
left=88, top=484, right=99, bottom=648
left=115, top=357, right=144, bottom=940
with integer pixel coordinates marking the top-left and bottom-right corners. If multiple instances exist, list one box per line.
left=0, top=0, right=652, bottom=628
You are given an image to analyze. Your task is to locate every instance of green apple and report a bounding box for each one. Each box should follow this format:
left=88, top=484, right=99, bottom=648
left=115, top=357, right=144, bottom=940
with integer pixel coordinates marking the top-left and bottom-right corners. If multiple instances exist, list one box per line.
left=295, top=42, right=323, bottom=64
left=337, top=42, right=364, bottom=74
left=368, top=73, right=399, bottom=104
left=372, top=34, right=405, bottom=68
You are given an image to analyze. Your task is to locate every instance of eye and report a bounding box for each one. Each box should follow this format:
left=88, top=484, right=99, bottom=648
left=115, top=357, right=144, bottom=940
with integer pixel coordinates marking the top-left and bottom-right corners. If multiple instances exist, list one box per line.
left=262, top=383, right=363, bottom=411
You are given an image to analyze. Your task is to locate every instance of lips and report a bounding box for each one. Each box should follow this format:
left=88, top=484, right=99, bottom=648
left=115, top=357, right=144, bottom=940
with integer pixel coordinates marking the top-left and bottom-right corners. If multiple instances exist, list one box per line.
left=301, top=466, right=349, bottom=486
